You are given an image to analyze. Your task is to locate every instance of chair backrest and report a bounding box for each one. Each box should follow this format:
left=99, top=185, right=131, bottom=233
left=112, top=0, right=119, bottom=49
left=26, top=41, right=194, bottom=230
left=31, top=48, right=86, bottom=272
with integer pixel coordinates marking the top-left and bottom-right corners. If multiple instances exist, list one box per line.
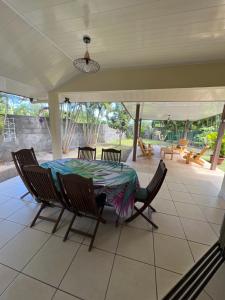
left=101, top=148, right=121, bottom=163
left=57, top=173, right=98, bottom=216
left=11, top=148, right=39, bottom=191
left=178, top=139, right=188, bottom=147
left=138, top=138, right=146, bottom=154
left=22, top=165, right=61, bottom=203
left=199, top=145, right=210, bottom=157
left=78, top=146, right=96, bottom=160
left=146, top=159, right=167, bottom=201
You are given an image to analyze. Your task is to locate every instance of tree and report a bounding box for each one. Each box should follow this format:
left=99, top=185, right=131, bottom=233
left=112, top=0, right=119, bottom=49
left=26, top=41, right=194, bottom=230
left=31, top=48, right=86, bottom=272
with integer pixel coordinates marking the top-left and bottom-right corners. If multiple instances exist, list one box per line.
left=107, top=103, right=131, bottom=145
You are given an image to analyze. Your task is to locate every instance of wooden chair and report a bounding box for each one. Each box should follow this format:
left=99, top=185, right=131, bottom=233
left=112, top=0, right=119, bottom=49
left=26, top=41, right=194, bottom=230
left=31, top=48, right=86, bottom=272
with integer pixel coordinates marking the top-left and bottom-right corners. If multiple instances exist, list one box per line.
left=184, top=145, right=210, bottom=166
left=57, top=173, right=106, bottom=251
left=11, top=148, right=39, bottom=199
left=174, top=138, right=189, bottom=154
left=138, top=137, right=153, bottom=158
left=101, top=148, right=121, bottom=163
left=126, top=160, right=167, bottom=228
left=78, top=146, right=96, bottom=160
left=22, top=165, right=65, bottom=233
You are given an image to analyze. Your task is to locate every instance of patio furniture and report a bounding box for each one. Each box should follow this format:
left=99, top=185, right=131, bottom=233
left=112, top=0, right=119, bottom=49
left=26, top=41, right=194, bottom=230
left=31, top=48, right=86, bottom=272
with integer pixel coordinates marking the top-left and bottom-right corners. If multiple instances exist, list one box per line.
left=57, top=173, right=106, bottom=251
left=41, top=158, right=139, bottom=218
left=22, top=165, right=65, bottom=233
left=125, top=159, right=167, bottom=228
left=175, top=138, right=189, bottom=154
left=78, top=146, right=96, bottom=160
left=138, top=137, right=153, bottom=158
left=163, top=215, right=225, bottom=300
left=101, top=148, right=121, bottom=163
left=160, top=146, right=180, bottom=160
left=184, top=145, right=210, bottom=166
left=11, top=148, right=39, bottom=200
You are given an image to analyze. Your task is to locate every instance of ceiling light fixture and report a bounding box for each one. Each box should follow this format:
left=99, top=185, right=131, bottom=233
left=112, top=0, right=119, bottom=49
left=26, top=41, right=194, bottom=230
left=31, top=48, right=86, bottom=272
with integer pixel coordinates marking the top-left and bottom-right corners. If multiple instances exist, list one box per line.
left=73, top=35, right=100, bottom=73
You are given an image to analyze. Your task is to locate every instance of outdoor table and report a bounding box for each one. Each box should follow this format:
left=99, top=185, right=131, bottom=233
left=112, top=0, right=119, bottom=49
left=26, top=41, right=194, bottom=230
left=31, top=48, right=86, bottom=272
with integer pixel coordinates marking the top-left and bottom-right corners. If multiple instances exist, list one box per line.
left=41, top=158, right=139, bottom=218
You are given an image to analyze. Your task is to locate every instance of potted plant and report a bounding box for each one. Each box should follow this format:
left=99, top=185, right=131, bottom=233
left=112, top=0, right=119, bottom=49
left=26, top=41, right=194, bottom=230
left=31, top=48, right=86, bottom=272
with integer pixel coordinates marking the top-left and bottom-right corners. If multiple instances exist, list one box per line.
left=207, top=132, right=225, bottom=165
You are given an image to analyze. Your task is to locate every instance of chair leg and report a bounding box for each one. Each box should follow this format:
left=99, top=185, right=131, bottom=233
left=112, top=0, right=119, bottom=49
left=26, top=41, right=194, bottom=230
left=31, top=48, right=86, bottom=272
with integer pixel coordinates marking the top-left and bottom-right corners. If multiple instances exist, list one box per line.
left=126, top=206, right=158, bottom=229
left=51, top=207, right=65, bottom=234
left=63, top=213, right=76, bottom=242
left=20, top=191, right=30, bottom=200
left=149, top=205, right=156, bottom=212
left=89, top=207, right=104, bottom=251
left=30, top=203, right=45, bottom=227
left=136, top=208, right=158, bottom=229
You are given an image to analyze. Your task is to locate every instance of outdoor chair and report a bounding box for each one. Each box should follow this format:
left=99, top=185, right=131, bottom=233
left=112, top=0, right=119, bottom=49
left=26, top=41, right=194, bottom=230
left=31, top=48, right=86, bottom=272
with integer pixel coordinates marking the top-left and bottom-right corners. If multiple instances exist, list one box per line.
left=78, top=146, right=96, bottom=160
left=57, top=173, right=106, bottom=251
left=125, top=159, right=167, bottom=228
left=22, top=165, right=65, bottom=233
left=175, top=138, right=189, bottom=154
left=184, top=145, right=210, bottom=166
left=138, top=137, right=153, bottom=158
left=101, top=148, right=121, bottom=163
left=163, top=215, right=225, bottom=300
left=11, top=148, right=39, bottom=199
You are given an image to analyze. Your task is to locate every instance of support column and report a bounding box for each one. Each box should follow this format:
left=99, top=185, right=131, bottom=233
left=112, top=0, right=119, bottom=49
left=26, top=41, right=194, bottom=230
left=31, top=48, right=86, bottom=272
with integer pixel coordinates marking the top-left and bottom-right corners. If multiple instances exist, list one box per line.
left=210, top=104, right=225, bottom=170
left=139, top=118, right=142, bottom=138
left=132, top=104, right=140, bottom=162
left=48, top=93, right=62, bottom=159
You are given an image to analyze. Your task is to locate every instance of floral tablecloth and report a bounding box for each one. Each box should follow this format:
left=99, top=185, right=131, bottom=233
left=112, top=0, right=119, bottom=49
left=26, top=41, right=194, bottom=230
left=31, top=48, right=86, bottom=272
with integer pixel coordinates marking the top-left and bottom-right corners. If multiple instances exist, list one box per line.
left=41, top=159, right=139, bottom=217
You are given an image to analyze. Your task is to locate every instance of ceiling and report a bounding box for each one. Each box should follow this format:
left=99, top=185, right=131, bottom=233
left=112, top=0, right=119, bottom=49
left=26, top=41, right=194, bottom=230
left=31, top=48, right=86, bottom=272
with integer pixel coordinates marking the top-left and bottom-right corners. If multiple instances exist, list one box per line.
left=2, top=0, right=225, bottom=98
left=123, top=101, right=224, bottom=121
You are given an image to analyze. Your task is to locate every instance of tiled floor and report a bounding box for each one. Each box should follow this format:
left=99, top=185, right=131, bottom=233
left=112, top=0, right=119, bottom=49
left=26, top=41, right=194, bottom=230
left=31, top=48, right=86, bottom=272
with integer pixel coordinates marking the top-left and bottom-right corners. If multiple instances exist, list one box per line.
left=0, top=147, right=224, bottom=299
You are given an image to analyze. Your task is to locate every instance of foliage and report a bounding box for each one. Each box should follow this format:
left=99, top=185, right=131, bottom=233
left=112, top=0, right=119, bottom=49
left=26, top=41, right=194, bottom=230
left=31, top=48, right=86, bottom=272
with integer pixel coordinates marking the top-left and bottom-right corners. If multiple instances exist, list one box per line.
left=106, top=103, right=131, bottom=145
left=207, top=132, right=225, bottom=157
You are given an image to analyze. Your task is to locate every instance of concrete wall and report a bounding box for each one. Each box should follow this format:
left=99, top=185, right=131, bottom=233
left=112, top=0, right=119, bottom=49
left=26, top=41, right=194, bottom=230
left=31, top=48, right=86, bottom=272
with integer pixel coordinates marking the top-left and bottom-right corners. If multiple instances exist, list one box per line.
left=0, top=115, right=118, bottom=161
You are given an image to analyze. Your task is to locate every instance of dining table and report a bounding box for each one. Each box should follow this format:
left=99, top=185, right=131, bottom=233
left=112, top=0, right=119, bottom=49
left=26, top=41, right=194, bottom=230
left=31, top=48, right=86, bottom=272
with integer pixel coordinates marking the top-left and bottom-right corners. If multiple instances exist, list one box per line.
left=41, top=158, right=139, bottom=218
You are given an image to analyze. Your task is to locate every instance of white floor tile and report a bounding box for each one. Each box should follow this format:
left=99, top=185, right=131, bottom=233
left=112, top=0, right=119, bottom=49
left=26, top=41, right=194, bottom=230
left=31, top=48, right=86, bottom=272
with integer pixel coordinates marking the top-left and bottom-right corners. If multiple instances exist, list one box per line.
left=7, top=203, right=40, bottom=226
left=23, top=236, right=79, bottom=286
left=154, top=233, right=193, bottom=274
left=0, top=228, right=49, bottom=270
left=191, top=194, right=225, bottom=209
left=106, top=255, right=156, bottom=300
left=0, top=274, right=55, bottom=300
left=170, top=191, right=196, bottom=204
left=200, top=206, right=225, bottom=225
left=152, top=213, right=185, bottom=239
left=181, top=218, right=217, bottom=245
left=156, top=267, right=181, bottom=299
left=210, top=223, right=221, bottom=237
left=156, top=190, right=172, bottom=200
left=0, top=199, right=25, bottom=219
left=60, top=245, right=114, bottom=300
left=83, top=223, right=121, bottom=253
left=167, top=182, right=188, bottom=193
left=0, top=264, right=18, bottom=296
left=53, top=290, right=80, bottom=300
left=188, top=241, right=210, bottom=262
left=117, top=226, right=154, bottom=264
left=204, top=262, right=225, bottom=300
left=0, top=220, right=24, bottom=249
left=152, top=199, right=177, bottom=216
left=174, top=202, right=206, bottom=221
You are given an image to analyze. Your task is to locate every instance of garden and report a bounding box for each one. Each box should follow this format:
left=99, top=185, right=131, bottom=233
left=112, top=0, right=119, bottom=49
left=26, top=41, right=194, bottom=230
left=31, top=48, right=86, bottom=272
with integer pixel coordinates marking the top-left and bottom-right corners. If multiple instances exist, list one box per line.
left=0, top=92, right=224, bottom=173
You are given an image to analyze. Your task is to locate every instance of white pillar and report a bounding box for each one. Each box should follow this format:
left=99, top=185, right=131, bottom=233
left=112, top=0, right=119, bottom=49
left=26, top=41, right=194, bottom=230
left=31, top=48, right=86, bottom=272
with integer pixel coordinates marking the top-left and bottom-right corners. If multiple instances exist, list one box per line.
left=48, top=93, right=62, bottom=159
left=219, top=174, right=225, bottom=200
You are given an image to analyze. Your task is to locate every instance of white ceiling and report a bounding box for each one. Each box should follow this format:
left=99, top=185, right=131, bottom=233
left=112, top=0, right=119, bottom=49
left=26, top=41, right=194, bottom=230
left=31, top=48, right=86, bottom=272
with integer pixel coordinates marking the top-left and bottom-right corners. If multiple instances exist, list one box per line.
left=2, top=0, right=225, bottom=98
left=123, top=101, right=224, bottom=121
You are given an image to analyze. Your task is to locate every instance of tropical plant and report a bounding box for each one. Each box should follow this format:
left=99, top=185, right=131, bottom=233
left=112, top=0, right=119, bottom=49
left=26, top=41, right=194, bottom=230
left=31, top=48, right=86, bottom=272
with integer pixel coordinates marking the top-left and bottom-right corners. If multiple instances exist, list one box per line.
left=207, top=132, right=225, bottom=157
left=106, top=103, right=131, bottom=145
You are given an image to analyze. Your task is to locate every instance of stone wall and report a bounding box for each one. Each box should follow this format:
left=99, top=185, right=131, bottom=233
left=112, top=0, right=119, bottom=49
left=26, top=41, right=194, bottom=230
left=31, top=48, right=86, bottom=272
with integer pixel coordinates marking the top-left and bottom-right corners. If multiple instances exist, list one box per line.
left=0, top=115, right=119, bottom=161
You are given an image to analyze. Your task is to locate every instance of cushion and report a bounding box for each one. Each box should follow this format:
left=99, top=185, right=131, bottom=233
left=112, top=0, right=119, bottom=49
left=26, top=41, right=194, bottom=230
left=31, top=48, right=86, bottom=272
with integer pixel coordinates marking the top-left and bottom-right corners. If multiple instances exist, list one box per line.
left=135, top=188, right=148, bottom=202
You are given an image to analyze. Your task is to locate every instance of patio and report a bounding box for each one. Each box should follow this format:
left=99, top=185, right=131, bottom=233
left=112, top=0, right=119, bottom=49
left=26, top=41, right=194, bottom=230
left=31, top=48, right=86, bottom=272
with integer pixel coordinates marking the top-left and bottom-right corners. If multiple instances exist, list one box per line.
left=0, top=147, right=224, bottom=300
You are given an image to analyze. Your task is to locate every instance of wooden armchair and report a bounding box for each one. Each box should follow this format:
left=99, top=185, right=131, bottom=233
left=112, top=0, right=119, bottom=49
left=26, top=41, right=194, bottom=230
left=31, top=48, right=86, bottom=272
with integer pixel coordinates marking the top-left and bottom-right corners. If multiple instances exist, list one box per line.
left=138, top=137, right=153, bottom=158
left=184, top=145, right=210, bottom=166
left=174, top=138, right=189, bottom=154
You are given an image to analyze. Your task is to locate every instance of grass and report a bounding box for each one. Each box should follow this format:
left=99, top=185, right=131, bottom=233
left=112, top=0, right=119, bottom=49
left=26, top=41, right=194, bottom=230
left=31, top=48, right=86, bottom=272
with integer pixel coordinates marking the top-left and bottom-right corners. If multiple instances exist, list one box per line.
left=202, top=154, right=225, bottom=172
